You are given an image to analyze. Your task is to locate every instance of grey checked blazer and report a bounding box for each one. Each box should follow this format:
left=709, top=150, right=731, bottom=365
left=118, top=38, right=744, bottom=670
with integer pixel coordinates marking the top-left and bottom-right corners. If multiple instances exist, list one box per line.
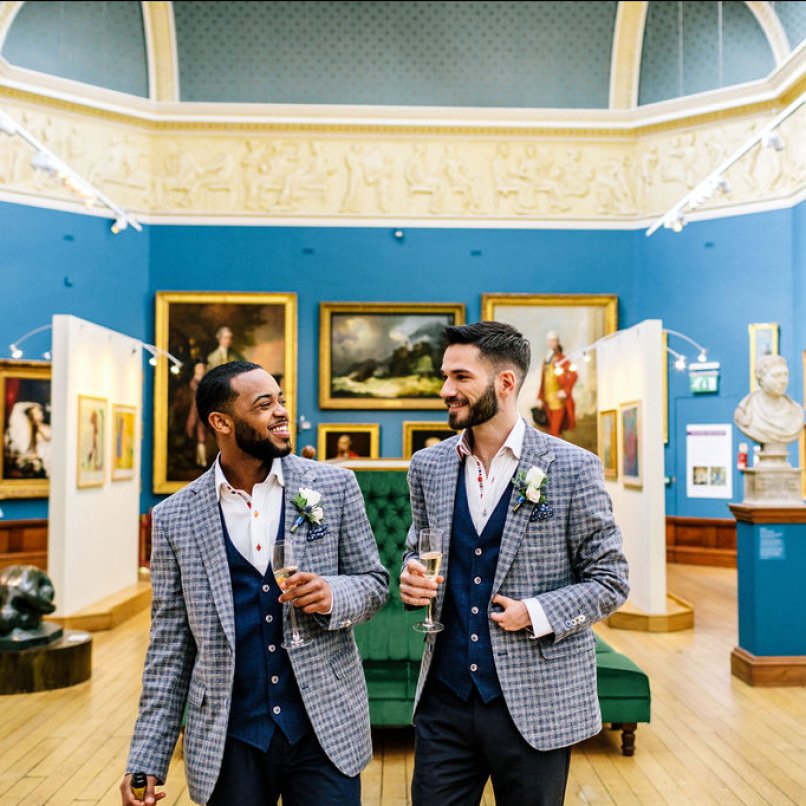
left=126, top=455, right=389, bottom=805
left=405, top=423, right=629, bottom=750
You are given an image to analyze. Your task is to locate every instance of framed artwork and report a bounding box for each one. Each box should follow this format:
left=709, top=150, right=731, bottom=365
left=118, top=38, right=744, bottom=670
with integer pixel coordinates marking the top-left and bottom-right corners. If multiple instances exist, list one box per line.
left=319, top=302, right=465, bottom=409
left=748, top=323, right=778, bottom=392
left=402, top=421, right=457, bottom=459
left=317, top=423, right=380, bottom=461
left=153, top=291, right=297, bottom=494
left=112, top=405, right=137, bottom=481
left=0, top=360, right=51, bottom=499
left=620, top=401, right=642, bottom=489
left=77, top=395, right=107, bottom=488
left=597, top=409, right=618, bottom=480
left=481, top=294, right=618, bottom=455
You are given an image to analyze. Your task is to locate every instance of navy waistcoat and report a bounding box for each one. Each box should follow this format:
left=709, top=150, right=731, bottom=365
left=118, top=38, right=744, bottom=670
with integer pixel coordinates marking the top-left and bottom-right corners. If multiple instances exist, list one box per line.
left=431, top=466, right=513, bottom=703
left=221, top=502, right=309, bottom=751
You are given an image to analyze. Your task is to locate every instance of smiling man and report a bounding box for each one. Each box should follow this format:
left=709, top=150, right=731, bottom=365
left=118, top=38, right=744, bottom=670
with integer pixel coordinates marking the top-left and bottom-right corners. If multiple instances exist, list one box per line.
left=400, top=321, right=629, bottom=806
left=122, top=361, right=388, bottom=806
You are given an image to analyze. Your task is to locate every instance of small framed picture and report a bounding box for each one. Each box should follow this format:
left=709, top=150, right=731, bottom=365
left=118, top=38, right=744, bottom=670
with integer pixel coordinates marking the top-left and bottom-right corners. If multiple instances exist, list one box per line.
left=77, top=395, right=107, bottom=488
left=112, top=405, right=138, bottom=481
left=318, top=424, right=380, bottom=462
left=402, top=421, right=458, bottom=459
left=748, top=323, right=779, bottom=392
left=619, top=401, right=642, bottom=489
left=597, top=409, right=618, bottom=480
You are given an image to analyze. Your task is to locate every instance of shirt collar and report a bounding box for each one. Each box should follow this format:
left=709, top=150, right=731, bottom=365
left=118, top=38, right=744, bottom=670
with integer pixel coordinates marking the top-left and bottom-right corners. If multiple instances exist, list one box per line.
left=214, top=454, right=285, bottom=502
left=456, top=416, right=526, bottom=462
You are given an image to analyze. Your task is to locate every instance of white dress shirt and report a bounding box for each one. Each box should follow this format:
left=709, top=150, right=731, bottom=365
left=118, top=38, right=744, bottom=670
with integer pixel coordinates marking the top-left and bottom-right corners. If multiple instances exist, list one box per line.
left=214, top=456, right=284, bottom=577
left=456, top=417, right=553, bottom=639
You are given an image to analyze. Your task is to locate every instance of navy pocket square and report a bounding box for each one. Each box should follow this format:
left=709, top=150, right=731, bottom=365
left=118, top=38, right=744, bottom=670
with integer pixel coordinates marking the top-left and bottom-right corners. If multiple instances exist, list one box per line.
left=307, top=524, right=328, bottom=542
left=529, top=503, right=554, bottom=522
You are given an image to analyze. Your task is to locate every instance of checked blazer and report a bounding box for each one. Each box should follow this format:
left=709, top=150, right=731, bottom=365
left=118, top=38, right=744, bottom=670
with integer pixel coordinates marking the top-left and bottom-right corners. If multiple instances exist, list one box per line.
left=126, top=454, right=389, bottom=805
left=404, top=422, right=629, bottom=751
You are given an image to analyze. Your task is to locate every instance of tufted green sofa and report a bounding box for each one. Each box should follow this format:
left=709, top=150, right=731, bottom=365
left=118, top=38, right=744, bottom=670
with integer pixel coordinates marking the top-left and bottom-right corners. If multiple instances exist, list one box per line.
left=352, top=468, right=651, bottom=753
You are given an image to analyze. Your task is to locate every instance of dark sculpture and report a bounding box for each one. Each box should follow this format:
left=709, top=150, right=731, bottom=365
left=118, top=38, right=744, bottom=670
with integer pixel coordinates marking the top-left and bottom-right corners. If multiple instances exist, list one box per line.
left=0, top=565, right=63, bottom=650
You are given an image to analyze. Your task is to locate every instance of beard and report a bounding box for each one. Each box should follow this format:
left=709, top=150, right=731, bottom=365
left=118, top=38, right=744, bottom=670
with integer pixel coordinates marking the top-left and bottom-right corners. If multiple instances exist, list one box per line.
left=446, top=380, right=499, bottom=430
left=234, top=418, right=292, bottom=462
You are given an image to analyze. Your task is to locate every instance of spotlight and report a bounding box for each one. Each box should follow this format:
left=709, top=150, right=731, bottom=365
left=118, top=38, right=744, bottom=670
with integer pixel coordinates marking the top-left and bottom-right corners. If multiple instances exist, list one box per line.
left=674, top=355, right=687, bottom=371
left=698, top=351, right=708, bottom=363
left=170, top=363, right=181, bottom=376
left=554, top=365, right=564, bottom=376
left=9, top=344, right=22, bottom=359
left=148, top=355, right=158, bottom=367
left=716, top=176, right=731, bottom=195
left=761, top=131, right=785, bottom=152
left=670, top=212, right=686, bottom=234
left=43, top=351, right=52, bottom=360
left=30, top=151, right=60, bottom=176
left=583, top=352, right=592, bottom=363
left=569, top=363, right=578, bottom=373
left=111, top=218, right=128, bottom=235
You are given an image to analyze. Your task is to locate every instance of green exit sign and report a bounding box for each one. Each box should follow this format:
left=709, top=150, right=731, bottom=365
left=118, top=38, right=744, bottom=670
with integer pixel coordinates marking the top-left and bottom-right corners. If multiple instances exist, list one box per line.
left=689, top=362, right=720, bottom=394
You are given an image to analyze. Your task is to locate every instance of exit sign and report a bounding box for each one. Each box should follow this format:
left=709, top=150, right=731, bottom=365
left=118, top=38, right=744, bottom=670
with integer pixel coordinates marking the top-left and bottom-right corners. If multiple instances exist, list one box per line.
left=689, top=362, right=720, bottom=394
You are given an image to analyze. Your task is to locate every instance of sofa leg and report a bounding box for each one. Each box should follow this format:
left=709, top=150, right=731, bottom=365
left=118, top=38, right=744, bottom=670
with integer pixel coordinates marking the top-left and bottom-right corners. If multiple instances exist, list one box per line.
left=620, top=723, right=637, bottom=756
left=609, top=722, right=622, bottom=731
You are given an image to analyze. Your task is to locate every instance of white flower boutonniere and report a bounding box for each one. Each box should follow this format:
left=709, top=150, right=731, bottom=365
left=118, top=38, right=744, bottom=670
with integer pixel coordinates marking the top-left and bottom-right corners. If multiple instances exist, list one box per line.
left=512, top=466, right=553, bottom=521
left=291, top=487, right=325, bottom=533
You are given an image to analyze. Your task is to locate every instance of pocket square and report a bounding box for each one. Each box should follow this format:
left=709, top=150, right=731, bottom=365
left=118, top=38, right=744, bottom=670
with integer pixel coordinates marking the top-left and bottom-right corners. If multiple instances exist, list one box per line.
left=307, top=524, right=328, bottom=542
left=529, top=503, right=554, bottom=522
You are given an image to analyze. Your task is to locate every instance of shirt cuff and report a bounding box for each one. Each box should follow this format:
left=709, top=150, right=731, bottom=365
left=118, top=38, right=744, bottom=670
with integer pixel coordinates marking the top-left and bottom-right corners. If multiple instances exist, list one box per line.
left=523, top=598, right=553, bottom=639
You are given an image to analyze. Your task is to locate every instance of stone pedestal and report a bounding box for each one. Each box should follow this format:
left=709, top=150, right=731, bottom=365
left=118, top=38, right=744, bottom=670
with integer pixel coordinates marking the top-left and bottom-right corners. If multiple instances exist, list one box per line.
left=740, top=446, right=803, bottom=507
left=0, top=629, right=92, bottom=694
left=729, top=505, right=806, bottom=686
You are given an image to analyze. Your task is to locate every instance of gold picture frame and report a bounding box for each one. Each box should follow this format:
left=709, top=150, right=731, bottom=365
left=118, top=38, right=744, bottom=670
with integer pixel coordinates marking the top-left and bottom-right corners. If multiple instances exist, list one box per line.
left=619, top=400, right=642, bottom=490
left=598, top=409, right=618, bottom=480
left=402, top=420, right=457, bottom=459
left=154, top=291, right=297, bottom=494
left=0, top=359, right=51, bottom=500
left=319, top=302, right=465, bottom=410
left=317, top=423, right=380, bottom=461
left=748, top=322, right=779, bottom=392
left=112, top=404, right=138, bottom=482
left=77, top=395, right=107, bottom=489
left=481, top=293, right=618, bottom=456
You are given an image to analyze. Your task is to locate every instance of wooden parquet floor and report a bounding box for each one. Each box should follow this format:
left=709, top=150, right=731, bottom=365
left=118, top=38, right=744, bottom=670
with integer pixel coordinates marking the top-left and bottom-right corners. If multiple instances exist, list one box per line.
left=1, top=564, right=805, bottom=805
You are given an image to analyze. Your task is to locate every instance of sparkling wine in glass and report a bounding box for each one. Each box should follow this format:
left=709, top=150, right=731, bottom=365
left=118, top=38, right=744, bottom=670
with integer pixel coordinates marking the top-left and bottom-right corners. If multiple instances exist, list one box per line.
left=272, top=539, right=308, bottom=649
left=414, top=528, right=445, bottom=634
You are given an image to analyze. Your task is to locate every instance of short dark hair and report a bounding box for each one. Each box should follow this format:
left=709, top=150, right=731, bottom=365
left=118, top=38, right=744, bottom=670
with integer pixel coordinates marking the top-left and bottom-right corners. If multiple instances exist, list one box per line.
left=444, top=321, right=531, bottom=387
left=196, top=361, right=262, bottom=433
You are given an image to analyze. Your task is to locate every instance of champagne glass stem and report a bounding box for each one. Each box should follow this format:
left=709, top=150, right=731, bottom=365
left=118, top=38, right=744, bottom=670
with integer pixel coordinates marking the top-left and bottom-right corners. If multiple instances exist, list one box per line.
left=289, top=601, right=302, bottom=643
left=426, top=597, right=434, bottom=628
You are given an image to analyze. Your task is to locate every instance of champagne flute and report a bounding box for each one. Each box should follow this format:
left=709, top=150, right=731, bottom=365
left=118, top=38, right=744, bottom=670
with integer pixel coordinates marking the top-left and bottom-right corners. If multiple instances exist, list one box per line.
left=272, top=539, right=309, bottom=649
left=414, top=528, right=445, bottom=634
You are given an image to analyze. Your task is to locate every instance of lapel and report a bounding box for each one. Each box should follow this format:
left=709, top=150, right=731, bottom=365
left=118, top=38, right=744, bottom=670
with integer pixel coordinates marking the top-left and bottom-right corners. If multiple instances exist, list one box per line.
left=189, top=466, right=236, bottom=651
left=491, top=425, right=556, bottom=595
left=280, top=454, right=319, bottom=567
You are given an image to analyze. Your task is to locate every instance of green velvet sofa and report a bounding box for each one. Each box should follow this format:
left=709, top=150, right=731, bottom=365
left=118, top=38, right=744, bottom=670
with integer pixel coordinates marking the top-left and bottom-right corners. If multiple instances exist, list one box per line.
left=352, top=468, right=651, bottom=754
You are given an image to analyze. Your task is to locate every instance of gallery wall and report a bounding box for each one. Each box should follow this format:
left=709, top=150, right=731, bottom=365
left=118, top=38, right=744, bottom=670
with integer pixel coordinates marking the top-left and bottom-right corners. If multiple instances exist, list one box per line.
left=0, top=198, right=802, bottom=522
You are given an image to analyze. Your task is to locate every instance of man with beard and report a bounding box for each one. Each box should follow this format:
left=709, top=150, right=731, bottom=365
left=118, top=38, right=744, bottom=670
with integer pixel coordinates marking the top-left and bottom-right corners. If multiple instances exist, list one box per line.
left=400, top=322, right=628, bottom=805
left=122, top=362, right=388, bottom=806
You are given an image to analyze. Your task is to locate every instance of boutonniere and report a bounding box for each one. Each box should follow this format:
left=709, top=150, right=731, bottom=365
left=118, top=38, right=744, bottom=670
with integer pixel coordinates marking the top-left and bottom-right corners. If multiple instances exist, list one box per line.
left=512, top=466, right=553, bottom=521
left=290, top=487, right=325, bottom=533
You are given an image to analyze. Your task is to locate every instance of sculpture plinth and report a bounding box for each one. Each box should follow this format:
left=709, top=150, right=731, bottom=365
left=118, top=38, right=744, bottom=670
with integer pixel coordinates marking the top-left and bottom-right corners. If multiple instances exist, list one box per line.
left=740, top=445, right=804, bottom=507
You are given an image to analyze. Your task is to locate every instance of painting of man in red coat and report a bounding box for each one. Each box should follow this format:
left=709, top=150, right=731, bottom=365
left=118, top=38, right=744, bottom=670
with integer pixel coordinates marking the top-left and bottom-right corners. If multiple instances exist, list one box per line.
left=534, top=330, right=578, bottom=437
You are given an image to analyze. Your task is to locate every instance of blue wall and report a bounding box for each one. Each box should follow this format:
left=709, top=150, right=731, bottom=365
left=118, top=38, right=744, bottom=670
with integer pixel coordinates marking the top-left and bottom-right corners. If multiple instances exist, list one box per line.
left=0, top=200, right=802, bottom=522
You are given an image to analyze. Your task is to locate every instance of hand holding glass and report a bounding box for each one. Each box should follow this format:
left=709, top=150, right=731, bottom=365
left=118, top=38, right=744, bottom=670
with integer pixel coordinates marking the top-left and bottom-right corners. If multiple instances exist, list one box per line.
left=414, top=529, right=445, bottom=634
left=272, top=539, right=309, bottom=649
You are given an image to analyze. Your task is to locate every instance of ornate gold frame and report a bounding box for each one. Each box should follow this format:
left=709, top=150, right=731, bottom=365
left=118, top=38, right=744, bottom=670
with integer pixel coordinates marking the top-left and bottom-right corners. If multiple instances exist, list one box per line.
left=748, top=322, right=779, bottom=392
left=317, top=423, right=380, bottom=461
left=111, top=404, right=138, bottom=482
left=402, top=420, right=457, bottom=459
left=77, top=395, right=108, bottom=489
left=319, top=302, right=465, bottom=410
left=153, top=291, right=298, bottom=494
left=480, top=293, right=618, bottom=332
left=0, top=359, right=51, bottom=499
left=597, top=409, right=618, bottom=480
left=619, top=400, right=642, bottom=490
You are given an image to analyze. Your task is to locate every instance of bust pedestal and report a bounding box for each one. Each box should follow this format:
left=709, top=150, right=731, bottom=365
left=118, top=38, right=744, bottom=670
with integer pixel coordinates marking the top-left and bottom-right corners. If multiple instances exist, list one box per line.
left=740, top=446, right=803, bottom=507
left=729, top=505, right=806, bottom=686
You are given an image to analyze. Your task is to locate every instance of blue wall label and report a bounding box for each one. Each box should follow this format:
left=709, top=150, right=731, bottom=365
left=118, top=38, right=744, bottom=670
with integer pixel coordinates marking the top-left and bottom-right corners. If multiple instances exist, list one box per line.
left=759, top=527, right=786, bottom=560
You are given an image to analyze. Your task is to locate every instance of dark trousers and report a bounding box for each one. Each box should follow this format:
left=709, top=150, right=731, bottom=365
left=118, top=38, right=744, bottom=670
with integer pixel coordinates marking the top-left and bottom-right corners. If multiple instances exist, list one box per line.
left=412, top=679, right=571, bottom=806
left=208, top=730, right=361, bottom=806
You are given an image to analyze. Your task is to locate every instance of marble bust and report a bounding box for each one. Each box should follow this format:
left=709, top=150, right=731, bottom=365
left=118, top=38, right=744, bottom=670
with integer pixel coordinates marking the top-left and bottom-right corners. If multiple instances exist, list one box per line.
left=734, top=354, right=803, bottom=447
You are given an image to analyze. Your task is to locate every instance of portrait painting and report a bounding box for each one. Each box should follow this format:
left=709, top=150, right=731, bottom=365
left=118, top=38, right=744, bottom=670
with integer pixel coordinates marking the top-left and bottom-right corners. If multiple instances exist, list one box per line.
left=481, top=294, right=617, bottom=455
left=317, top=423, right=380, bottom=462
left=402, top=421, right=458, bottom=459
left=77, top=395, right=107, bottom=489
left=319, top=303, right=465, bottom=409
left=154, top=291, right=297, bottom=494
left=0, top=360, right=51, bottom=499
left=620, top=401, right=642, bottom=489
left=112, top=405, right=137, bottom=481
left=748, top=323, right=779, bottom=392
left=597, top=409, right=618, bottom=480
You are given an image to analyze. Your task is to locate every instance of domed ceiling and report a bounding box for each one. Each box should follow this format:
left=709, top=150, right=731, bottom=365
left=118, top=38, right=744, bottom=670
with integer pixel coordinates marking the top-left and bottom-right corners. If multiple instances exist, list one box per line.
left=1, top=0, right=804, bottom=108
